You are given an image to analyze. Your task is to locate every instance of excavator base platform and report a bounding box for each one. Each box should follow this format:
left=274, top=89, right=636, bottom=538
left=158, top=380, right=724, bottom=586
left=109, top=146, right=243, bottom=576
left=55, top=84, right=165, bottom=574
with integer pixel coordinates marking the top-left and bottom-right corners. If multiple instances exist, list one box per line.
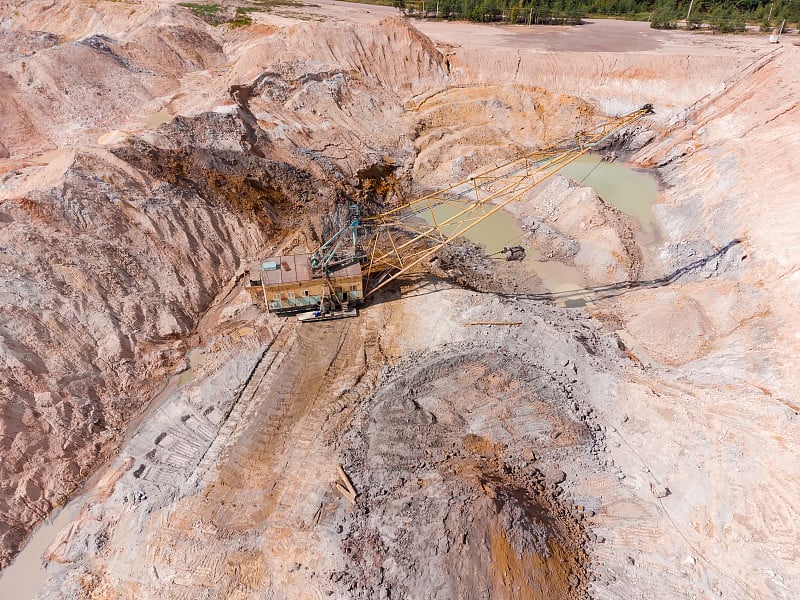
left=297, top=307, right=359, bottom=323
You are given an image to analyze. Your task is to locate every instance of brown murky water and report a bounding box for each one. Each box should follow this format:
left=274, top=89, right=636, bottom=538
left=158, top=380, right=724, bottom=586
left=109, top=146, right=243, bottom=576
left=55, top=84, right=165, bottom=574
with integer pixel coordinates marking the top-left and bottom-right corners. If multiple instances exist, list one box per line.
left=419, top=158, right=660, bottom=305
left=418, top=203, right=524, bottom=256
left=559, top=155, right=660, bottom=244
left=146, top=109, right=173, bottom=129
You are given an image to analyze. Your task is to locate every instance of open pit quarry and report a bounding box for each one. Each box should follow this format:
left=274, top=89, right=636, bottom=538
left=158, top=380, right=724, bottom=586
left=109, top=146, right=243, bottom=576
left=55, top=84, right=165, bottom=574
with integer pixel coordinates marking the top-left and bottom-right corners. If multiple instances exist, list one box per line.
left=1, top=1, right=800, bottom=598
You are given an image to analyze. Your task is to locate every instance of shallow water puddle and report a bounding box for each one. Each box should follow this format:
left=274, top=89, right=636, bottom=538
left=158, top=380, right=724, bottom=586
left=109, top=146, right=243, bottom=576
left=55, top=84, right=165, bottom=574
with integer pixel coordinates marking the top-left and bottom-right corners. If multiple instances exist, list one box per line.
left=0, top=501, right=82, bottom=599
left=418, top=203, right=524, bottom=256
left=418, top=156, right=660, bottom=305
left=559, top=155, right=660, bottom=244
left=146, top=109, right=173, bottom=129
left=179, top=346, right=207, bottom=386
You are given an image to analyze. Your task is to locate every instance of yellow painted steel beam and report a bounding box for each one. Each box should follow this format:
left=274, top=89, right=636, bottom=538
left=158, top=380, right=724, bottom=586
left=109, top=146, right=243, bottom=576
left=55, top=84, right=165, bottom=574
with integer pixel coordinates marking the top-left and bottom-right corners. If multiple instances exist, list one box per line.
left=362, top=105, right=652, bottom=296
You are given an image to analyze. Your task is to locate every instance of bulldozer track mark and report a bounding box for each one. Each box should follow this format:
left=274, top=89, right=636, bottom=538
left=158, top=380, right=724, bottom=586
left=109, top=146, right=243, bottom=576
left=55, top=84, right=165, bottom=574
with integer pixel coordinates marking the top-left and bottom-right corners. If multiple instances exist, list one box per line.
left=196, top=317, right=368, bottom=536
left=188, top=324, right=298, bottom=490
left=122, top=323, right=296, bottom=499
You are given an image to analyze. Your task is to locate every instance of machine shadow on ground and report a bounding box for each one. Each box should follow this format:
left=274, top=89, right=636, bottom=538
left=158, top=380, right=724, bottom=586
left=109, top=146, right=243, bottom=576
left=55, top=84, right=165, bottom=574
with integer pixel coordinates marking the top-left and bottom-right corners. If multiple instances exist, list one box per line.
left=495, top=239, right=743, bottom=305
left=365, top=240, right=743, bottom=310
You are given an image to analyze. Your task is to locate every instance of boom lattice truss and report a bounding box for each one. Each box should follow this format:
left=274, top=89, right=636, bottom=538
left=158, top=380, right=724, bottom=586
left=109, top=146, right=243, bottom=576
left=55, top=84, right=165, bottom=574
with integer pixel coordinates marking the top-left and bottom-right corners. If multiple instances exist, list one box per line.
left=359, top=104, right=653, bottom=295
left=310, top=104, right=654, bottom=297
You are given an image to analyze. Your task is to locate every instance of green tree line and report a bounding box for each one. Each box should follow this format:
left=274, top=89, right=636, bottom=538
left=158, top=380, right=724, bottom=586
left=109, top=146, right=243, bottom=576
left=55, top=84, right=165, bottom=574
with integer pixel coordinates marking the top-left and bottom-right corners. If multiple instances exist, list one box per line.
left=394, top=0, right=800, bottom=30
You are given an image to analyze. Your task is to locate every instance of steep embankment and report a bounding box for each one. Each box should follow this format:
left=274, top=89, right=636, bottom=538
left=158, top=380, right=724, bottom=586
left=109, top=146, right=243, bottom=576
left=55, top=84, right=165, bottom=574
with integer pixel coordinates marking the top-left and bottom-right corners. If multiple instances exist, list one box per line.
left=0, top=11, right=453, bottom=567
left=0, top=6, right=225, bottom=160
left=0, top=143, right=271, bottom=567
left=0, top=13, right=268, bottom=552
left=632, top=45, right=799, bottom=373
left=448, top=48, right=753, bottom=121
left=600, top=48, right=800, bottom=598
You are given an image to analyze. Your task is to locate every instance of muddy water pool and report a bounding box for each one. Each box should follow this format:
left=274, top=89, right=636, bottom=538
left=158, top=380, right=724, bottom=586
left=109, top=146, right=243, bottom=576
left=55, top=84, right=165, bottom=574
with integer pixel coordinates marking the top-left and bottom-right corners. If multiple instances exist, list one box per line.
left=418, top=157, right=660, bottom=304
left=146, top=109, right=173, bottom=129
left=419, top=203, right=524, bottom=256
left=0, top=501, right=82, bottom=599
left=559, top=155, right=660, bottom=244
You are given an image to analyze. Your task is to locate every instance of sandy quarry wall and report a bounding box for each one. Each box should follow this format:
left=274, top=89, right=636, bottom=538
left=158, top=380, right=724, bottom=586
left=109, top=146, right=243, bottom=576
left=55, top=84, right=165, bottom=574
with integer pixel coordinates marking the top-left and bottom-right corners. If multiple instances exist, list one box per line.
left=4, top=8, right=793, bottom=592
left=448, top=48, right=756, bottom=123
left=1, top=0, right=183, bottom=41
left=0, top=145, right=270, bottom=566
left=224, top=17, right=450, bottom=100
left=629, top=44, right=800, bottom=376
left=0, top=13, right=455, bottom=568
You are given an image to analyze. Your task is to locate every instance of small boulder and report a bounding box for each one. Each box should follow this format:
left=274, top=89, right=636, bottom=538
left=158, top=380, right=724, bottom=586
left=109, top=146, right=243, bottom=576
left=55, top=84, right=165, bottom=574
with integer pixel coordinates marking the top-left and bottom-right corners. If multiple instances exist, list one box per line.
left=546, top=469, right=567, bottom=486
left=651, top=483, right=670, bottom=498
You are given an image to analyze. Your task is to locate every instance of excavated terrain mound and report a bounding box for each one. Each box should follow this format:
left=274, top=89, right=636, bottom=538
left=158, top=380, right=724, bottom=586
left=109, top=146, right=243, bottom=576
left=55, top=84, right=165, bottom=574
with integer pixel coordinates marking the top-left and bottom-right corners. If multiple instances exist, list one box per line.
left=0, top=15, right=434, bottom=566
left=1, top=2, right=799, bottom=599
left=336, top=342, right=598, bottom=600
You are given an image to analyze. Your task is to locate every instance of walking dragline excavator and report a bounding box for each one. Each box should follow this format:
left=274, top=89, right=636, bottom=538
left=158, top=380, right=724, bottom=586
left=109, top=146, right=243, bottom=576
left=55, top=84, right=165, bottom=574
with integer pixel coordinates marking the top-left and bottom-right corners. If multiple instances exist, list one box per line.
left=247, top=104, right=654, bottom=322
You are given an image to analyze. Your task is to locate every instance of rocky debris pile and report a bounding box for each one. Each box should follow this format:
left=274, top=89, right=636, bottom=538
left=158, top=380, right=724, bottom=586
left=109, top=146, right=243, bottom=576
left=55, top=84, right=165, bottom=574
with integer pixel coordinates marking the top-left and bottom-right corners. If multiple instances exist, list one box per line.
left=428, top=240, right=498, bottom=291
left=0, top=7, right=226, bottom=161
left=595, top=124, right=658, bottom=156
left=328, top=294, right=637, bottom=599
left=0, top=29, right=58, bottom=63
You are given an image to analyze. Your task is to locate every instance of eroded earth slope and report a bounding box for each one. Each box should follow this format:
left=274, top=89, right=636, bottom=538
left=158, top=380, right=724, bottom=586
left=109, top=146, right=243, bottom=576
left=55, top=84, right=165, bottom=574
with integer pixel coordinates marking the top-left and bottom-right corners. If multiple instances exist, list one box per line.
left=1, top=1, right=799, bottom=599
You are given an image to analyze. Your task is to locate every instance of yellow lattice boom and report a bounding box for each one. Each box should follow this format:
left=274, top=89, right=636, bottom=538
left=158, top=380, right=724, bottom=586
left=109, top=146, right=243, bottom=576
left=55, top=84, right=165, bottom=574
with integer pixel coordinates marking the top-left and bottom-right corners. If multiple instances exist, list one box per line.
left=361, top=104, right=653, bottom=296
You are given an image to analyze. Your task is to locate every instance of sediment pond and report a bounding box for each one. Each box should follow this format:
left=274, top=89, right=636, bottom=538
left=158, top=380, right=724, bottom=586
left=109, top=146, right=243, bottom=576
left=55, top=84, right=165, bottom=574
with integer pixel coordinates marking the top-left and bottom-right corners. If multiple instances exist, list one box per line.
left=419, top=156, right=660, bottom=304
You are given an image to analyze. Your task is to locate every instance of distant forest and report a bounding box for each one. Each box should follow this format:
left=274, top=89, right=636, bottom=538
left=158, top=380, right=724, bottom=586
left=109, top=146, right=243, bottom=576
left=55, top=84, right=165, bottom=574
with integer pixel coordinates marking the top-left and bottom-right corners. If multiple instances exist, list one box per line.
left=392, top=0, right=800, bottom=31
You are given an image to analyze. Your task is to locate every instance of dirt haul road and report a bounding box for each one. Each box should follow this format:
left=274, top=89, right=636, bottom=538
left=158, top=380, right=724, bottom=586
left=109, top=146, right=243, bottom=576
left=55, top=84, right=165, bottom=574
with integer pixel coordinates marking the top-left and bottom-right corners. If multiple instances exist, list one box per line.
left=1, top=1, right=800, bottom=599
